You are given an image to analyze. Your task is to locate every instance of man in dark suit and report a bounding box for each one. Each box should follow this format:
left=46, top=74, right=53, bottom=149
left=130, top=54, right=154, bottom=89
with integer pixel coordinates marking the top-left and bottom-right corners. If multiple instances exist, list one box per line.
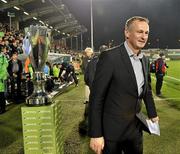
left=7, top=51, right=23, bottom=100
left=88, top=16, right=159, bottom=154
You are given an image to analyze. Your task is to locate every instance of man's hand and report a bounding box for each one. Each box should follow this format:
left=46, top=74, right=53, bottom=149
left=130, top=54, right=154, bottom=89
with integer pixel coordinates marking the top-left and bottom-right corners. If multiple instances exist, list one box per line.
left=90, top=137, right=104, bottom=154
left=151, top=116, right=159, bottom=123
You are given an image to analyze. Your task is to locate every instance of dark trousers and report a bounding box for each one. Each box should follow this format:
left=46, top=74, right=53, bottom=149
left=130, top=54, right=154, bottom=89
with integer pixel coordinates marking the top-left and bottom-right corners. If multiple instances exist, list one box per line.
left=66, top=71, right=78, bottom=85
left=71, top=72, right=78, bottom=85
left=103, top=132, right=143, bottom=154
left=45, top=78, right=54, bottom=92
left=10, top=77, right=21, bottom=99
left=0, top=92, right=6, bottom=112
left=156, top=74, right=164, bottom=95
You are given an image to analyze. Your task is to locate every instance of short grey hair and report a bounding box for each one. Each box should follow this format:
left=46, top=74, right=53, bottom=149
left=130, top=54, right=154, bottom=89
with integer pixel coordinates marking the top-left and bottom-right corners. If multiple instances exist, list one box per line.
left=85, top=47, right=93, bottom=53
left=125, top=16, right=149, bottom=29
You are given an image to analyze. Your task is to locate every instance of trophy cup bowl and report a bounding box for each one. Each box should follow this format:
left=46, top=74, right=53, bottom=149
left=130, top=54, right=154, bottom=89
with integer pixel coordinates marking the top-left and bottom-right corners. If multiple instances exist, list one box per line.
left=25, top=25, right=51, bottom=106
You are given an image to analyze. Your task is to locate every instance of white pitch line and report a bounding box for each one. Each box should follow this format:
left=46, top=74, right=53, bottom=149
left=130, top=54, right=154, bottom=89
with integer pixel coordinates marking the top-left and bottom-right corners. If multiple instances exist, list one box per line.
left=151, top=76, right=168, bottom=84
left=166, top=75, right=180, bottom=82
left=154, top=97, right=180, bottom=101
left=152, top=75, right=180, bottom=82
left=151, top=76, right=180, bottom=101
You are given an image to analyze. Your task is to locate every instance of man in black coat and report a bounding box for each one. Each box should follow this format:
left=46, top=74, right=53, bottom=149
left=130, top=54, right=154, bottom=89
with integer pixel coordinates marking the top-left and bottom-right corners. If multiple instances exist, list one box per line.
left=88, top=16, right=159, bottom=154
left=7, top=51, right=23, bottom=100
left=82, top=47, right=94, bottom=104
left=79, top=47, right=94, bottom=135
left=79, top=45, right=108, bottom=135
left=84, top=45, right=108, bottom=90
left=81, top=47, right=94, bottom=74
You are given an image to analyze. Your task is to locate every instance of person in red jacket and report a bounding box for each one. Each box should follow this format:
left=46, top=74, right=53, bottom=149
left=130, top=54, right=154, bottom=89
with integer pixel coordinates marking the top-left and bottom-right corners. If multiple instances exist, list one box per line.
left=155, top=53, right=168, bottom=96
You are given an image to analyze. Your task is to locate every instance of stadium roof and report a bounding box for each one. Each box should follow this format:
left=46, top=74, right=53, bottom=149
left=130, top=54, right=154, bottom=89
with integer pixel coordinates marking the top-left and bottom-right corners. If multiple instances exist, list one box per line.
left=0, top=0, right=87, bottom=38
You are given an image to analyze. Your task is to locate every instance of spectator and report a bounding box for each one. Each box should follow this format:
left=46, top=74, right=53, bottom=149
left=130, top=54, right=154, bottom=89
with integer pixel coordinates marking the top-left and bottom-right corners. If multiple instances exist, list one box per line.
left=155, top=53, right=168, bottom=96
left=10, top=40, right=18, bottom=55
left=81, top=47, right=94, bottom=74
left=81, top=47, right=94, bottom=105
left=0, top=48, right=8, bottom=113
left=46, top=62, right=53, bottom=76
left=84, top=45, right=108, bottom=90
left=65, top=62, right=78, bottom=86
left=7, top=51, right=23, bottom=101
left=79, top=45, right=108, bottom=135
left=78, top=47, right=94, bottom=135
left=59, top=62, right=68, bottom=83
left=44, top=62, right=50, bottom=76
left=52, top=63, right=60, bottom=81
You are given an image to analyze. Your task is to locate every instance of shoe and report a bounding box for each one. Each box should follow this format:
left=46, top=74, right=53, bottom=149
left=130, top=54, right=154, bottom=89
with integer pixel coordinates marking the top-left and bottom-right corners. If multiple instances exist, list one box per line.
left=84, top=101, right=89, bottom=104
left=156, top=93, right=162, bottom=97
left=0, top=110, right=6, bottom=114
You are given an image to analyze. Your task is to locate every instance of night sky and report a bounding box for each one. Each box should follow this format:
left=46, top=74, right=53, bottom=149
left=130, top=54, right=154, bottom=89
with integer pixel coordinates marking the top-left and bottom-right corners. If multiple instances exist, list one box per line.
left=63, top=0, right=180, bottom=50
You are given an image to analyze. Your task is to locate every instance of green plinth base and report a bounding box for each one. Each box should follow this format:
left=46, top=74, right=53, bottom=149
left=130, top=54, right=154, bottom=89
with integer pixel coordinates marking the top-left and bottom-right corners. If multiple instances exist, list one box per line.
left=21, top=102, right=63, bottom=154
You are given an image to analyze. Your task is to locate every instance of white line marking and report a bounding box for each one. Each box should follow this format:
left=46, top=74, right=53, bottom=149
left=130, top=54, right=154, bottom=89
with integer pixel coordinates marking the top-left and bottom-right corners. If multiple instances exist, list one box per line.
left=154, top=97, right=180, bottom=101
left=152, top=76, right=168, bottom=84
left=152, top=75, right=180, bottom=82
left=166, top=75, right=180, bottom=82
left=53, top=98, right=180, bottom=102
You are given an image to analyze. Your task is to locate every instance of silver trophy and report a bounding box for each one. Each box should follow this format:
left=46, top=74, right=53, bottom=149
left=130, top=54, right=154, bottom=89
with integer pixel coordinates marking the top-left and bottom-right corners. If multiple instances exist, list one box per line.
left=25, top=25, right=51, bottom=106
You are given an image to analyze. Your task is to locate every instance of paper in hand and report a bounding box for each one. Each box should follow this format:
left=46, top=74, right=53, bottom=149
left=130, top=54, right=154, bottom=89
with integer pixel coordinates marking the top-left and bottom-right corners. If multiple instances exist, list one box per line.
left=136, top=112, right=160, bottom=136
left=146, top=119, right=160, bottom=136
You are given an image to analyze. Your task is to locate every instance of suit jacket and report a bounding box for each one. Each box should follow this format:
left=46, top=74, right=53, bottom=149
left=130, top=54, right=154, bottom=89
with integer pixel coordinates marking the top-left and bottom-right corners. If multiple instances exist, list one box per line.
left=7, top=59, right=23, bottom=79
left=88, top=43, right=157, bottom=141
left=84, top=55, right=99, bottom=90
left=81, top=56, right=92, bottom=74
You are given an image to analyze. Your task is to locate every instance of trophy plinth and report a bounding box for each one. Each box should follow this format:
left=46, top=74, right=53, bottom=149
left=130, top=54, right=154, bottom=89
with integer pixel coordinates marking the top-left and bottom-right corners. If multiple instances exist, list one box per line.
left=24, top=25, right=51, bottom=106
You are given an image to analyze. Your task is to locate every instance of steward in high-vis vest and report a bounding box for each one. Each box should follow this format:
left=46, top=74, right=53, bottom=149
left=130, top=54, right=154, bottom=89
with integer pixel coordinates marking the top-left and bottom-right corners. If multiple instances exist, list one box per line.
left=0, top=49, right=8, bottom=114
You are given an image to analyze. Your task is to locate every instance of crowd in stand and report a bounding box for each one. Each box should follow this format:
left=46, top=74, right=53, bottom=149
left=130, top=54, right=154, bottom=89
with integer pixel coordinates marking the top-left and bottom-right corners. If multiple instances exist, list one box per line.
left=0, top=23, right=25, bottom=113
left=0, top=23, right=24, bottom=57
